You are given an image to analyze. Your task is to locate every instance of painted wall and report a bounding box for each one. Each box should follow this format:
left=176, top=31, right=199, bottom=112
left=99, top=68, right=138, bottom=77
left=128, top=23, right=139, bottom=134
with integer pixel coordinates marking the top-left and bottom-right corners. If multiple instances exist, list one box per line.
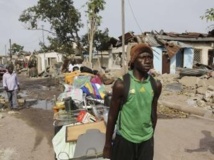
left=170, top=55, right=176, bottom=74
left=185, top=42, right=213, bottom=65
left=152, top=47, right=162, bottom=74
left=37, top=52, right=63, bottom=73
left=183, top=48, right=194, bottom=68
left=171, top=48, right=194, bottom=74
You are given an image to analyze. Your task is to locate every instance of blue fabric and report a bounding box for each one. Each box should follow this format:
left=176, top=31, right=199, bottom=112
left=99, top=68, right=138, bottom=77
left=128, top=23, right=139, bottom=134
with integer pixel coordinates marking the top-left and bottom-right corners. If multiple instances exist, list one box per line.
left=81, top=86, right=90, bottom=95
left=91, top=83, right=101, bottom=99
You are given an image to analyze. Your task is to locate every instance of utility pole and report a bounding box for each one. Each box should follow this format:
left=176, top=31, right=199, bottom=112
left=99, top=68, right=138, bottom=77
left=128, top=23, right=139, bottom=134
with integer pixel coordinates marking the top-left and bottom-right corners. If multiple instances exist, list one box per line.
left=42, top=25, right=46, bottom=72
left=5, top=45, right=7, bottom=56
left=42, top=25, right=45, bottom=45
left=9, top=39, right=12, bottom=60
left=121, top=0, right=127, bottom=73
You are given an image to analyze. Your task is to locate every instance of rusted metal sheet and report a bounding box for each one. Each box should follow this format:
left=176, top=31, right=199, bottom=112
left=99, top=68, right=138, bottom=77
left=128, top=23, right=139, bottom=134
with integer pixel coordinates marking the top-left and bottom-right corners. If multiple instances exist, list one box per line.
left=156, top=39, right=181, bottom=59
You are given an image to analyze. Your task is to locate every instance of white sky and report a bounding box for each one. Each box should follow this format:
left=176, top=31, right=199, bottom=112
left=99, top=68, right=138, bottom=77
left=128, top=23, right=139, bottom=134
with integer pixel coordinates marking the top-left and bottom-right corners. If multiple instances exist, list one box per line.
left=0, top=0, right=213, bottom=55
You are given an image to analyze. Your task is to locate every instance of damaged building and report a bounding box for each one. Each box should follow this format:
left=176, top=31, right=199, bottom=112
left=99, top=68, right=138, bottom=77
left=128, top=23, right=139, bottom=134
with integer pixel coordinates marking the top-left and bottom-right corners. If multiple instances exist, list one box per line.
left=98, top=30, right=214, bottom=74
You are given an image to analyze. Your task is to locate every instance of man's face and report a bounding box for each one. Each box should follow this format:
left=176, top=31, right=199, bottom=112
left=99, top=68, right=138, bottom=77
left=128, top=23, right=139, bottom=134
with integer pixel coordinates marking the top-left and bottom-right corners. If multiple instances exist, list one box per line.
left=134, top=52, right=153, bottom=72
left=8, top=66, right=14, bottom=74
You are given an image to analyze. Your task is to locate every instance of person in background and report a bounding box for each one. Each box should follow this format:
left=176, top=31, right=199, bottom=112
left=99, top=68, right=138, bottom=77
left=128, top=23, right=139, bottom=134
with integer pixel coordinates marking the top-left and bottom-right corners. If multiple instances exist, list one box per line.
left=68, top=60, right=75, bottom=72
left=103, top=43, right=162, bottom=160
left=3, top=64, right=20, bottom=111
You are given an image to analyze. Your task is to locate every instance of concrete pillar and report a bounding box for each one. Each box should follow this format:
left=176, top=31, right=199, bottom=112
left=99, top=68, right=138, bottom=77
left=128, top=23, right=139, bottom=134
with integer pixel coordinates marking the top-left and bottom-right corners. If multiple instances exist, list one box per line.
left=201, top=48, right=209, bottom=65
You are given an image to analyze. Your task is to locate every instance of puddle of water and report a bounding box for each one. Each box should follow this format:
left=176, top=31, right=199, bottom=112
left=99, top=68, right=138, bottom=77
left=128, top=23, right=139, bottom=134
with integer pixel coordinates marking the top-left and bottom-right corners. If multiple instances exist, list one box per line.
left=0, top=92, right=7, bottom=99
left=18, top=90, right=28, bottom=97
left=30, top=100, right=54, bottom=110
left=0, top=90, right=28, bottom=99
left=0, top=89, right=54, bottom=110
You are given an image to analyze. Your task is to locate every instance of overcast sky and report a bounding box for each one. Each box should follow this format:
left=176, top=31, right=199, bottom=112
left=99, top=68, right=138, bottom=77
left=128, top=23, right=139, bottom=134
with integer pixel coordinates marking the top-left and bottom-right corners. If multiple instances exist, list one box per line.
left=0, top=0, right=213, bottom=55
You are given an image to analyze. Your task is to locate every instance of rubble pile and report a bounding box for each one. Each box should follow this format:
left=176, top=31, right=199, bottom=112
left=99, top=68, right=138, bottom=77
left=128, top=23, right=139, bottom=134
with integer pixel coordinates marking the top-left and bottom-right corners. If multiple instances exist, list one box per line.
left=178, top=75, right=214, bottom=110
left=157, top=104, right=189, bottom=119
left=157, top=73, right=214, bottom=118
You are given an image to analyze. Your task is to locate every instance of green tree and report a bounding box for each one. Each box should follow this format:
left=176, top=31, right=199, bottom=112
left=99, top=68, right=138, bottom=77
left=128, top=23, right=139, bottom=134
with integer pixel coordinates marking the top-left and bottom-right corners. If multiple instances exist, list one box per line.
left=81, top=28, right=111, bottom=52
left=10, top=43, right=24, bottom=54
left=19, top=0, right=83, bottom=55
left=201, top=8, right=214, bottom=22
left=201, top=8, right=214, bottom=31
left=86, top=0, right=106, bottom=64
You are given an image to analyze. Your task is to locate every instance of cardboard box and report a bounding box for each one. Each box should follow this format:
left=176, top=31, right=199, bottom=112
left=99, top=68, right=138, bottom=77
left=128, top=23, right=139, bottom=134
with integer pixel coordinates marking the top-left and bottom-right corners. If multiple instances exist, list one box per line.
left=66, top=120, right=106, bottom=142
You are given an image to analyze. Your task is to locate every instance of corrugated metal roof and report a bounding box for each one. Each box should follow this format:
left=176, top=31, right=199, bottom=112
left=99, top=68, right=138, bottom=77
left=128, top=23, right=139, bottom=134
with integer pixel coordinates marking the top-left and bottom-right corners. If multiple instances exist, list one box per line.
left=162, top=31, right=208, bottom=38
left=142, top=34, right=161, bottom=47
left=157, top=39, right=181, bottom=58
left=168, top=41, right=192, bottom=48
left=156, top=35, right=214, bottom=42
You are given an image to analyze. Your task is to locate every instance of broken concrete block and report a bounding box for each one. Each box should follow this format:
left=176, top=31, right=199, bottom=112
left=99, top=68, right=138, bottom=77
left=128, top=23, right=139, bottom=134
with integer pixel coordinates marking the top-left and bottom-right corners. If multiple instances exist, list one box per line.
left=208, top=85, right=214, bottom=91
left=196, top=87, right=208, bottom=95
left=196, top=78, right=203, bottom=87
left=188, top=93, right=196, bottom=97
left=204, top=90, right=214, bottom=103
left=196, top=100, right=206, bottom=108
left=8, top=111, right=19, bottom=115
left=0, top=98, right=6, bottom=104
left=186, top=99, right=197, bottom=107
left=179, top=76, right=198, bottom=87
left=204, top=110, right=214, bottom=119
left=165, top=83, right=183, bottom=92
left=18, top=99, right=25, bottom=104
left=207, top=78, right=214, bottom=86
left=195, top=94, right=204, bottom=100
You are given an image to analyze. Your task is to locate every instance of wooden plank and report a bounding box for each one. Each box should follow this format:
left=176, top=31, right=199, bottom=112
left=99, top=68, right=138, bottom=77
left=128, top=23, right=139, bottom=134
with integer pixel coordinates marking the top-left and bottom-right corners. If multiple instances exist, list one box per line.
left=66, top=121, right=106, bottom=142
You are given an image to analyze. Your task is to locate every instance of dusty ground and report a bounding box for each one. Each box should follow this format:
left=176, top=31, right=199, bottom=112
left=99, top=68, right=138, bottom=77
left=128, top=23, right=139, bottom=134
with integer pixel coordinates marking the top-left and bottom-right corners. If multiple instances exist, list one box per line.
left=0, top=75, right=62, bottom=160
left=19, top=75, right=62, bottom=100
left=0, top=74, right=213, bottom=160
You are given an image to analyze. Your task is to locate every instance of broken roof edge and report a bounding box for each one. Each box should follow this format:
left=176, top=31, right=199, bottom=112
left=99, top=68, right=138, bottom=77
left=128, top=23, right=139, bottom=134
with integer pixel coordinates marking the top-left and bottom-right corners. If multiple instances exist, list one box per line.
left=156, top=35, right=214, bottom=42
left=167, top=41, right=193, bottom=48
left=155, top=38, right=193, bottom=58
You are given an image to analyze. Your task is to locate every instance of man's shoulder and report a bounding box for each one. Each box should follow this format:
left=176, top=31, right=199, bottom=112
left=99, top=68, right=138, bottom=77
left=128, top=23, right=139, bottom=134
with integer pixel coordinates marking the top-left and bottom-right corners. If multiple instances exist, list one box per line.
left=3, top=72, right=9, bottom=76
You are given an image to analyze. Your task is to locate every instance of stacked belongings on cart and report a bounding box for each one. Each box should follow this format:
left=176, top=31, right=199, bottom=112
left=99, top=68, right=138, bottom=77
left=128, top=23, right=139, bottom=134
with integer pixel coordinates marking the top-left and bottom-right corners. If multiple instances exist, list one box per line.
left=52, top=66, right=111, bottom=160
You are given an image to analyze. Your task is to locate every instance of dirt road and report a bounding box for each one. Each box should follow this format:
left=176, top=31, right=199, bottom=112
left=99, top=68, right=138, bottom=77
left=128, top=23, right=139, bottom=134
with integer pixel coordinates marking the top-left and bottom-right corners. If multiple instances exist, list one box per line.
left=154, top=117, right=214, bottom=160
left=0, top=111, right=55, bottom=160
left=0, top=113, right=213, bottom=160
left=0, top=75, right=213, bottom=160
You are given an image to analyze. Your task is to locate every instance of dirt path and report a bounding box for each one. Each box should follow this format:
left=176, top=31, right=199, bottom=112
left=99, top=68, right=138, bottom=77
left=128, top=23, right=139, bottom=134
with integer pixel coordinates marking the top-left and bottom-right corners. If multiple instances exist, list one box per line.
left=154, top=117, right=214, bottom=160
left=0, top=111, right=55, bottom=160
left=1, top=113, right=213, bottom=160
left=0, top=75, right=60, bottom=160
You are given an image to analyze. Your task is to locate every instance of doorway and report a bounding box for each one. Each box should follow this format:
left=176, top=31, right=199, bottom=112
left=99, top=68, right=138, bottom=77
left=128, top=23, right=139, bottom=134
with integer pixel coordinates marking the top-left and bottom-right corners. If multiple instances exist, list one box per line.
left=208, top=50, right=214, bottom=66
left=162, top=53, right=170, bottom=74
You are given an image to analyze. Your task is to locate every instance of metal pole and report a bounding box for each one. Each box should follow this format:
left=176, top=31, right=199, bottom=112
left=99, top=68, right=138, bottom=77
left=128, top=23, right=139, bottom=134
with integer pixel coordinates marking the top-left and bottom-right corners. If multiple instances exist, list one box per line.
left=121, top=0, right=126, bottom=71
left=122, top=0, right=125, bottom=58
left=42, top=25, right=46, bottom=72
left=42, top=25, right=45, bottom=45
left=5, top=45, right=7, bottom=56
left=9, top=39, right=12, bottom=60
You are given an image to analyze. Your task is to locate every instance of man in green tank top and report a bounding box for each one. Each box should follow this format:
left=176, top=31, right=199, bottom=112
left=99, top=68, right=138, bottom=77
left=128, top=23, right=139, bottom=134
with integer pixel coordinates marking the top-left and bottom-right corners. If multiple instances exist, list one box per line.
left=103, top=43, right=162, bottom=160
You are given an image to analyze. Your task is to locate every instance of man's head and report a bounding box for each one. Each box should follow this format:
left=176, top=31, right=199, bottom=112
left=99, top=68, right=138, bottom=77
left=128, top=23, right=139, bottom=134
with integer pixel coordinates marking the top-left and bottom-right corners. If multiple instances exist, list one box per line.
left=7, top=64, right=14, bottom=74
left=128, top=43, right=153, bottom=72
left=70, top=59, right=76, bottom=65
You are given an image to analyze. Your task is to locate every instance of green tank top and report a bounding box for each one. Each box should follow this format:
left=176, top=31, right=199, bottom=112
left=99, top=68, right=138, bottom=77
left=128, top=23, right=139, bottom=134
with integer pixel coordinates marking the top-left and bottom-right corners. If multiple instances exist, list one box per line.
left=117, top=71, right=154, bottom=143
